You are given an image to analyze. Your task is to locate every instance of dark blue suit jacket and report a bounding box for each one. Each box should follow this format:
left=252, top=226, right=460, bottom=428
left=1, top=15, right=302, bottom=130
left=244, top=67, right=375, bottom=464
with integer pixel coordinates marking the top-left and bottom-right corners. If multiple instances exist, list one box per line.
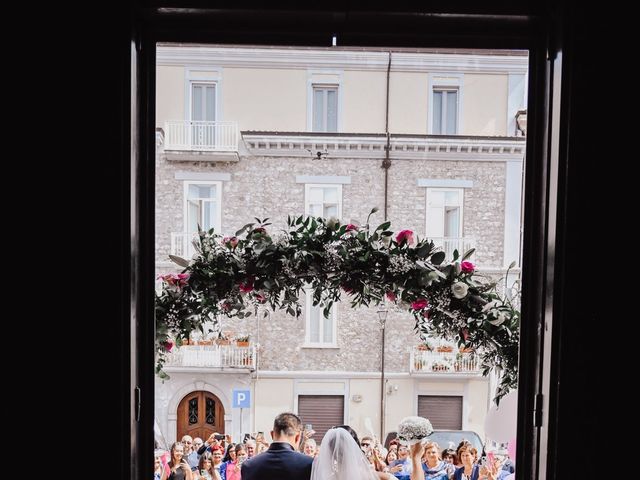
left=241, top=442, right=313, bottom=480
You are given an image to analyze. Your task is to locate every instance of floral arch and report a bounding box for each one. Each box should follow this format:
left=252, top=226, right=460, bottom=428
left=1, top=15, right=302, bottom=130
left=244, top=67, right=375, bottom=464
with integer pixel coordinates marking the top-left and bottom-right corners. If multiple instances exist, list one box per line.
left=155, top=209, right=520, bottom=403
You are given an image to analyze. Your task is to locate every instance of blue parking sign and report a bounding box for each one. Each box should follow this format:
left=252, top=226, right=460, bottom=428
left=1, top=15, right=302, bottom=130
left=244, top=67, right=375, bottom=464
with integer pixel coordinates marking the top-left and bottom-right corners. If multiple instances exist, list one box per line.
left=233, top=389, right=251, bottom=408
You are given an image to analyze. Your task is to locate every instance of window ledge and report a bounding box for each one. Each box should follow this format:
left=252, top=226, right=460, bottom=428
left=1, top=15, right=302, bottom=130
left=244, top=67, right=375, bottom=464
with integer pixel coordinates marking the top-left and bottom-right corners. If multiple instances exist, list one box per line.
left=301, top=343, right=339, bottom=349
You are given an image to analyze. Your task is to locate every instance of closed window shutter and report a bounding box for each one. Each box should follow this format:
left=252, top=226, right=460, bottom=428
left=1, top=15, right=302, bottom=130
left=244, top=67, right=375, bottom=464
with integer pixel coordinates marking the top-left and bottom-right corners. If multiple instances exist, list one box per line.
left=418, top=395, right=463, bottom=429
left=426, top=190, right=445, bottom=237
left=298, top=395, right=344, bottom=444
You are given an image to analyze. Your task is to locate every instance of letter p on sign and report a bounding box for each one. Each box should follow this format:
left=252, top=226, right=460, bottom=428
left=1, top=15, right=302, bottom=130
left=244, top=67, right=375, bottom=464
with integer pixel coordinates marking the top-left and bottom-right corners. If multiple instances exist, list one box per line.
left=233, top=389, right=251, bottom=408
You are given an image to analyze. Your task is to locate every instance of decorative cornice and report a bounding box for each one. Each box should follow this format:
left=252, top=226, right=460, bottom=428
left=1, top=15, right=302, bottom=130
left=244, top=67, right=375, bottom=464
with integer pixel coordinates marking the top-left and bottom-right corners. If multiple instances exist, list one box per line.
left=242, top=132, right=525, bottom=162
left=157, top=45, right=528, bottom=74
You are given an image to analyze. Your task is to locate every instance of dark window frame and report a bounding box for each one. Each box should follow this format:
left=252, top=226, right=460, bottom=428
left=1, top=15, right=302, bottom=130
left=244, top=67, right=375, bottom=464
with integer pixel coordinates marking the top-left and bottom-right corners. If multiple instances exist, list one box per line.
left=122, top=5, right=576, bottom=480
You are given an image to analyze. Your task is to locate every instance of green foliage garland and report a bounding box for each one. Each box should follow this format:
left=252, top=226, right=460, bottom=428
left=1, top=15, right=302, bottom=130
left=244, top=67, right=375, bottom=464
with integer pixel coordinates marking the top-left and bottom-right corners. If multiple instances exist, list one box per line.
left=155, top=209, right=520, bottom=403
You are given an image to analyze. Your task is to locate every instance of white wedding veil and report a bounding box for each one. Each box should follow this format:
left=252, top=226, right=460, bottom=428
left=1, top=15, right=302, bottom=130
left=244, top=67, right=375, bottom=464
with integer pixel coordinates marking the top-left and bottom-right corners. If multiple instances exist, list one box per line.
left=310, top=427, right=378, bottom=480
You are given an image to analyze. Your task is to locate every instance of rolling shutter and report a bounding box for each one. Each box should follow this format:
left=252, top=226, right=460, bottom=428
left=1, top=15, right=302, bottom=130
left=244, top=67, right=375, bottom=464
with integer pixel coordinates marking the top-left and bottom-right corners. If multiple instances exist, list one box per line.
left=298, top=395, right=344, bottom=444
left=418, top=395, right=463, bottom=429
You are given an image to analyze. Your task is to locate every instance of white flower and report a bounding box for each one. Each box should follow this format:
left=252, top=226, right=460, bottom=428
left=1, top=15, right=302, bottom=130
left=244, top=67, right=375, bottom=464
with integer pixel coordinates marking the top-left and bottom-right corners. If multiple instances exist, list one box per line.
left=397, top=416, right=434, bottom=445
left=389, top=255, right=414, bottom=274
left=451, top=282, right=469, bottom=299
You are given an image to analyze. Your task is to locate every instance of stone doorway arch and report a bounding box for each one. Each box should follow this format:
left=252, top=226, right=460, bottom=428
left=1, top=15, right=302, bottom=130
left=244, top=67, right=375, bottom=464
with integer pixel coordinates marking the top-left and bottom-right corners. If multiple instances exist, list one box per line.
left=177, top=390, right=225, bottom=441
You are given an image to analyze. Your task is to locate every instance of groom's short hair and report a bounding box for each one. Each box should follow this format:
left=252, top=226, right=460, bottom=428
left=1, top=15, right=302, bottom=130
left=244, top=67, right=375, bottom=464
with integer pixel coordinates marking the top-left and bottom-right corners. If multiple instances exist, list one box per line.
left=273, top=412, right=303, bottom=436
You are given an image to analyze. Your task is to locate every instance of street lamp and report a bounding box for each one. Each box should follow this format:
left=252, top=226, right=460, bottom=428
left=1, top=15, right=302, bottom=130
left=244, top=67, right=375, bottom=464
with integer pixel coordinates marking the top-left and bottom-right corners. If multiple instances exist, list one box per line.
left=377, top=308, right=388, bottom=442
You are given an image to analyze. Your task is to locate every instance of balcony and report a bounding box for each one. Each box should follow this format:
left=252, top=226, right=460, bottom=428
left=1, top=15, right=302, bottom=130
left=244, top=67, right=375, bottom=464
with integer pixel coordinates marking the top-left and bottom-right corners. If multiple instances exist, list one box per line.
left=164, top=344, right=256, bottom=370
left=429, top=237, right=475, bottom=261
left=410, top=347, right=481, bottom=375
left=162, top=120, right=240, bottom=162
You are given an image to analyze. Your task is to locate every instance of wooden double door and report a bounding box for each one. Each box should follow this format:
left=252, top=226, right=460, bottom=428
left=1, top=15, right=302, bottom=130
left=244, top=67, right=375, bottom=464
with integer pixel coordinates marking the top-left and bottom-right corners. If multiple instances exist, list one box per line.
left=177, top=391, right=225, bottom=441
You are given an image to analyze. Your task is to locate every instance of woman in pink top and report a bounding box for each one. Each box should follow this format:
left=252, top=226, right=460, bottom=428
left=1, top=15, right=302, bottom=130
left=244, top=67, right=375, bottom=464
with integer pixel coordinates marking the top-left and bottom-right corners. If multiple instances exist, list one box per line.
left=225, top=444, right=247, bottom=480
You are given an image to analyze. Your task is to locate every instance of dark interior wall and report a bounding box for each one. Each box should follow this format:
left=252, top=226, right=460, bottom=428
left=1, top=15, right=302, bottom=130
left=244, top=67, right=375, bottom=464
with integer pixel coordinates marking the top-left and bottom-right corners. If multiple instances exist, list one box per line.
left=77, top=2, right=619, bottom=478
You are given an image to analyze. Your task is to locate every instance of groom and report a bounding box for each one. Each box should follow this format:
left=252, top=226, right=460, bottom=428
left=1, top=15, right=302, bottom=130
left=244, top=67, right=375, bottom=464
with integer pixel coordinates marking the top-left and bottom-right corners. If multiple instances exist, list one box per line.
left=241, top=412, right=313, bottom=480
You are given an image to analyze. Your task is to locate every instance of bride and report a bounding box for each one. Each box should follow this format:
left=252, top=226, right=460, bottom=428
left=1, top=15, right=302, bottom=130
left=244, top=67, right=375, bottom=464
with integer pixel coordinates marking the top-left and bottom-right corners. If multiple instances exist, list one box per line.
left=311, top=426, right=394, bottom=480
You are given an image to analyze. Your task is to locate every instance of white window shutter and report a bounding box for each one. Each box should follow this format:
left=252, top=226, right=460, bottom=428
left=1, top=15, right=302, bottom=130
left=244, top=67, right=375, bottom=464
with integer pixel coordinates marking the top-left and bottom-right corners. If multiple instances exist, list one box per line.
left=426, top=190, right=445, bottom=237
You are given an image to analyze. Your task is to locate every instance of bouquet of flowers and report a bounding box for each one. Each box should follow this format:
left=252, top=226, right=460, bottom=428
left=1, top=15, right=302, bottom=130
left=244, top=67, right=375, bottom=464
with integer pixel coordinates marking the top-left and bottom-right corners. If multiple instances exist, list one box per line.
left=397, top=416, right=434, bottom=445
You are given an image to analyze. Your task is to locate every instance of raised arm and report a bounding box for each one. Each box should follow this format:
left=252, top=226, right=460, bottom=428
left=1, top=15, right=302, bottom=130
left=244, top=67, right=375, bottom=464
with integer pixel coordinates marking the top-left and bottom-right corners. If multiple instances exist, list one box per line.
left=409, top=442, right=425, bottom=480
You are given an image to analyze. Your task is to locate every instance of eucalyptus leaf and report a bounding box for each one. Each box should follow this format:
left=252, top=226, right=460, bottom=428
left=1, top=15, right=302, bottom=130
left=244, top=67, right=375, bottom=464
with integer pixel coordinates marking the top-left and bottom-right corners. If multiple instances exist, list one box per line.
left=235, top=223, right=254, bottom=236
left=462, top=248, right=476, bottom=261
left=169, top=255, right=190, bottom=268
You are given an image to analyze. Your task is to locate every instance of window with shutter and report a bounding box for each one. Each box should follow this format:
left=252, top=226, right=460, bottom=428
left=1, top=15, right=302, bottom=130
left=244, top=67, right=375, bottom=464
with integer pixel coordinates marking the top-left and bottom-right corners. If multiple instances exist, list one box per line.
left=426, top=188, right=463, bottom=239
left=298, top=395, right=344, bottom=444
left=312, top=86, right=339, bottom=132
left=417, top=395, right=463, bottom=430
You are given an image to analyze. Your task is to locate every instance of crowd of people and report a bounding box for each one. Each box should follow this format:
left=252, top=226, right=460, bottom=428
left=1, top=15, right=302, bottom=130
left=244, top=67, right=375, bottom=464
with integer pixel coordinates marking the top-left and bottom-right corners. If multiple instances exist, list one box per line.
left=154, top=413, right=514, bottom=480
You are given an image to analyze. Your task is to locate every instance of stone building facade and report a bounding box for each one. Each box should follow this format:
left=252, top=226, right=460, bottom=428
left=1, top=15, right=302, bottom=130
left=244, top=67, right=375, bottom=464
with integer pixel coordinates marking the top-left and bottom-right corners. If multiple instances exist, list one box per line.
left=154, top=44, right=527, bottom=448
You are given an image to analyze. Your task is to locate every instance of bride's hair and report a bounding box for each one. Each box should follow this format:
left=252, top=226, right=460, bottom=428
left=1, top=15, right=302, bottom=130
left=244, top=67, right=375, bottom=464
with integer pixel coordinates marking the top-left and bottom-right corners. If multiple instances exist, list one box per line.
left=332, top=425, right=360, bottom=446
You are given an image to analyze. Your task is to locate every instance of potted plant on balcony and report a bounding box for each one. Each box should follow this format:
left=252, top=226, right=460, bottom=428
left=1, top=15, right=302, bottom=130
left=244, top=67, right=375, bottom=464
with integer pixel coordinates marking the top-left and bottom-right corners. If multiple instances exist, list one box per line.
left=215, top=332, right=231, bottom=346
left=436, top=345, right=454, bottom=353
left=235, top=334, right=250, bottom=347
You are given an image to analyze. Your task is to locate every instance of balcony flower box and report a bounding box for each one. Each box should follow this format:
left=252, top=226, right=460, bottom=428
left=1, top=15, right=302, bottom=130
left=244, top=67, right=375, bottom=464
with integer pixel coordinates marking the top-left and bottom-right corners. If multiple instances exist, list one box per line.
left=436, top=346, right=453, bottom=353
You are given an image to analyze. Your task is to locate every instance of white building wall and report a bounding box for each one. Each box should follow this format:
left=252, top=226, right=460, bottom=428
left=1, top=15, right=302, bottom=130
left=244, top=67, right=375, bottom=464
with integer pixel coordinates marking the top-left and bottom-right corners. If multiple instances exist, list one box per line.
left=156, top=66, right=186, bottom=128
left=463, top=74, right=509, bottom=135
left=388, top=71, right=429, bottom=134
left=342, top=70, right=387, bottom=133
left=223, top=68, right=308, bottom=132
left=253, top=378, right=295, bottom=435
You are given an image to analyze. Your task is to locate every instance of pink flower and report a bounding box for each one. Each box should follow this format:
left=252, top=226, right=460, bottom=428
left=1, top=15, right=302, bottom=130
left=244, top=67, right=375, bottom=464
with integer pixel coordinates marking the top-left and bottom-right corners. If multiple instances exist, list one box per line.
left=163, top=340, right=174, bottom=352
left=411, top=298, right=429, bottom=310
left=223, top=236, right=239, bottom=249
left=386, top=291, right=397, bottom=302
left=255, top=293, right=267, bottom=303
left=239, top=277, right=254, bottom=293
left=345, top=224, right=358, bottom=232
left=159, top=273, right=190, bottom=288
left=462, top=328, right=470, bottom=341
left=461, top=261, right=475, bottom=273
left=395, top=229, right=415, bottom=246
left=221, top=302, right=231, bottom=311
